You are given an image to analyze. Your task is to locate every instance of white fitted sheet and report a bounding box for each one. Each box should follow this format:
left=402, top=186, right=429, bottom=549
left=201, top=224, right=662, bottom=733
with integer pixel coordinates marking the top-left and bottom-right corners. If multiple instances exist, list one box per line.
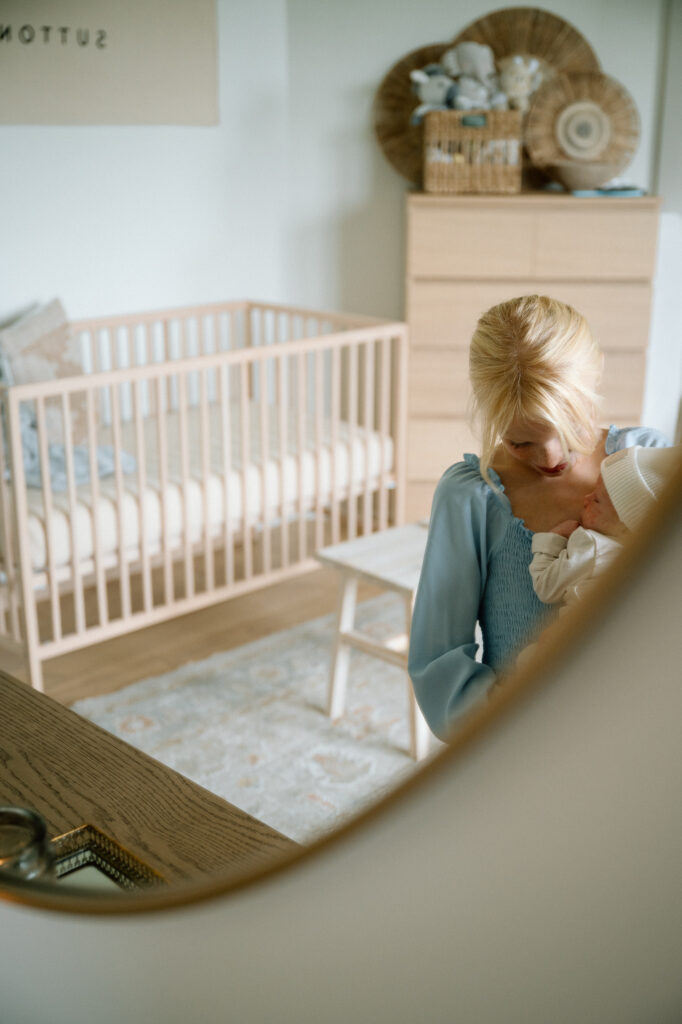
left=21, top=402, right=394, bottom=574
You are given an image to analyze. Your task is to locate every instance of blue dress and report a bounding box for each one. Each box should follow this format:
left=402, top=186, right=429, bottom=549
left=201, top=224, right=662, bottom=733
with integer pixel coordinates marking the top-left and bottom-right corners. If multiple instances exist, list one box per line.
left=407, top=426, right=669, bottom=740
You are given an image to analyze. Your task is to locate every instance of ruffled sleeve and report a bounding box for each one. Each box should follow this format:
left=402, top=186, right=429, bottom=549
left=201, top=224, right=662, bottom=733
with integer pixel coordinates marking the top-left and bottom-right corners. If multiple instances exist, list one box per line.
left=408, top=459, right=504, bottom=740
left=606, top=424, right=670, bottom=453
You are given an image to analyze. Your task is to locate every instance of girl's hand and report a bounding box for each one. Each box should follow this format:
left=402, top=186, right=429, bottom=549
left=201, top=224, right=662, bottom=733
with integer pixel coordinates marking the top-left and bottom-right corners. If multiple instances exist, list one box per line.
left=551, top=519, right=580, bottom=538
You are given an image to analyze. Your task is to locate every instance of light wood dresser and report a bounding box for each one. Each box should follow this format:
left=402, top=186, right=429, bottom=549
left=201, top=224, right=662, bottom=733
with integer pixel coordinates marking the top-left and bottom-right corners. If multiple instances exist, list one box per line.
left=405, top=192, right=661, bottom=521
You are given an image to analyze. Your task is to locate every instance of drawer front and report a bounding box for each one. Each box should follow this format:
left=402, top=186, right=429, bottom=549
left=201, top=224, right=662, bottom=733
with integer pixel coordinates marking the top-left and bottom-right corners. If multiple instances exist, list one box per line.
left=408, top=201, right=659, bottom=281
left=407, top=418, right=478, bottom=480
left=408, top=280, right=653, bottom=352
left=408, top=349, right=470, bottom=417
left=409, top=205, right=535, bottom=278
left=601, top=351, right=647, bottom=419
left=535, top=209, right=659, bottom=280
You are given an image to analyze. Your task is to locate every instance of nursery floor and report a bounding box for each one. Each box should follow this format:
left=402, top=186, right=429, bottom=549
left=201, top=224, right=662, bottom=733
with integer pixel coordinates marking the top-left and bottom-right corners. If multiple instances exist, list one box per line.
left=36, top=568, right=381, bottom=706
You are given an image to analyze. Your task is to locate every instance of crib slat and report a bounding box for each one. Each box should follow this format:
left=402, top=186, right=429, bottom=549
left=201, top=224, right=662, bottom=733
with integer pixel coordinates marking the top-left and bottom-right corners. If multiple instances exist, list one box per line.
left=126, top=324, right=136, bottom=369
left=155, top=376, right=174, bottom=605
left=91, top=328, right=101, bottom=374
left=199, top=367, right=214, bottom=592
left=239, top=361, right=253, bottom=580
left=163, top=320, right=173, bottom=409
left=347, top=343, right=359, bottom=540
left=86, top=387, right=109, bottom=628
left=314, top=349, right=324, bottom=550
left=177, top=371, right=195, bottom=600
left=276, top=352, right=289, bottom=569
left=212, top=312, right=221, bottom=355
left=132, top=379, right=153, bottom=614
left=258, top=362, right=272, bottom=575
left=36, top=397, right=62, bottom=643
left=61, top=392, right=86, bottom=636
left=219, top=363, right=235, bottom=586
left=330, top=345, right=341, bottom=545
left=362, top=340, right=375, bottom=536
left=145, top=322, right=153, bottom=372
left=296, top=352, right=307, bottom=560
left=378, top=336, right=391, bottom=531
left=393, top=328, right=409, bottom=525
left=110, top=383, right=132, bottom=621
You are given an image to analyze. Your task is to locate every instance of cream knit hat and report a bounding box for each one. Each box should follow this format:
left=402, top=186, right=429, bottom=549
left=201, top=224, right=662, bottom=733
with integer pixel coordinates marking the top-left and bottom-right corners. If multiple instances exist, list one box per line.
left=600, top=445, right=681, bottom=531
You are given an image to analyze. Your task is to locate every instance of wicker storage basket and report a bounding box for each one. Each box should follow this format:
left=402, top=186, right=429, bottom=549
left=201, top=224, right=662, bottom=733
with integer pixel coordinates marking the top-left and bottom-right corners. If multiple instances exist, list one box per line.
left=423, top=109, right=522, bottom=194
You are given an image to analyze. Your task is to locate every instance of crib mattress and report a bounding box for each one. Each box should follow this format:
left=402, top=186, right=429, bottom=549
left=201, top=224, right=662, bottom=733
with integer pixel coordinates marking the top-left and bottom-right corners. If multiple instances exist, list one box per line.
left=20, top=402, right=394, bottom=575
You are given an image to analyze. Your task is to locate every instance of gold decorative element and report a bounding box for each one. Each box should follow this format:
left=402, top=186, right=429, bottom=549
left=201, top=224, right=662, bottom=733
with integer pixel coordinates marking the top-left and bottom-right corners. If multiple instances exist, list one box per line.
left=51, top=824, right=165, bottom=891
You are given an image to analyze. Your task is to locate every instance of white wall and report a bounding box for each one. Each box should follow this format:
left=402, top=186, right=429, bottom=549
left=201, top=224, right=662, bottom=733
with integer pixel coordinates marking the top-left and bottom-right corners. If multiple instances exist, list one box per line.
left=0, top=0, right=291, bottom=320
left=0, top=0, right=678, bottom=431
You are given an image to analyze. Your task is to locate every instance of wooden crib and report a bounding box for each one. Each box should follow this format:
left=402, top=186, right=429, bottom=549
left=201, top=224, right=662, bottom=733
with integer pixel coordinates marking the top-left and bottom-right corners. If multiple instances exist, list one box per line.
left=0, top=300, right=408, bottom=690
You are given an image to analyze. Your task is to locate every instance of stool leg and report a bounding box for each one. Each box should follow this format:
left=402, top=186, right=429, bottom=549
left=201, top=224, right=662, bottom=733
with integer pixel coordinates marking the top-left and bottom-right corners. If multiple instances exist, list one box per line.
left=328, top=574, right=357, bottom=720
left=404, top=592, right=431, bottom=761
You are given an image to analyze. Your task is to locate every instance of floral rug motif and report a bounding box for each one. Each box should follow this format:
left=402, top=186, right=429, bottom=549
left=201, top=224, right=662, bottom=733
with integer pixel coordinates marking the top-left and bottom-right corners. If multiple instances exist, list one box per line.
left=72, top=594, right=444, bottom=844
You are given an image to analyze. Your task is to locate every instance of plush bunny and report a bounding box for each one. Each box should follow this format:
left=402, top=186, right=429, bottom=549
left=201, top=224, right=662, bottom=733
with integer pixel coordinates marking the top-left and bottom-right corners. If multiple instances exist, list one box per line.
left=409, top=66, right=458, bottom=123
left=498, top=55, right=543, bottom=114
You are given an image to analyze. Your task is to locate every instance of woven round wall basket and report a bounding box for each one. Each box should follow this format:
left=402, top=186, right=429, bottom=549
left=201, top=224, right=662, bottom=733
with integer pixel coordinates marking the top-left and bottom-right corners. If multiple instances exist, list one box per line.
left=525, top=71, right=641, bottom=177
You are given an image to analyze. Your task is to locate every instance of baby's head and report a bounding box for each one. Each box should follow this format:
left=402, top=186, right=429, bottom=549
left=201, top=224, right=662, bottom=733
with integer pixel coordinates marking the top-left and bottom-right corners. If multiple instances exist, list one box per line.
left=582, top=445, right=680, bottom=537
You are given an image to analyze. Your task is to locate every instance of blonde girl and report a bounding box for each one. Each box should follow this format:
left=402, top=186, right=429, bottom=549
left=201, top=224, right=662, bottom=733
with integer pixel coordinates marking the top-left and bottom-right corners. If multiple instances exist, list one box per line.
left=408, top=295, right=668, bottom=739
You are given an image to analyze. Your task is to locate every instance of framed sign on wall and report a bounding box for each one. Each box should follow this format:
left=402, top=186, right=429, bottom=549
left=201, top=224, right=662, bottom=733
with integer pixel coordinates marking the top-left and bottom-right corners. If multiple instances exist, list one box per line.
left=0, top=0, right=218, bottom=125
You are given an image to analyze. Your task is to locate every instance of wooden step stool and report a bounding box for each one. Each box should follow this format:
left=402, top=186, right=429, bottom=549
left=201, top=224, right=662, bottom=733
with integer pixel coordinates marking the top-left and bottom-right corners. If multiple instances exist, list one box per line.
left=315, top=522, right=431, bottom=760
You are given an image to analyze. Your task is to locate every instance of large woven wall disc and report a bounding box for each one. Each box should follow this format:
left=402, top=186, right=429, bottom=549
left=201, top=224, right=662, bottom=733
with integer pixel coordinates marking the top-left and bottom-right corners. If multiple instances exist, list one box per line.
left=450, top=7, right=601, bottom=84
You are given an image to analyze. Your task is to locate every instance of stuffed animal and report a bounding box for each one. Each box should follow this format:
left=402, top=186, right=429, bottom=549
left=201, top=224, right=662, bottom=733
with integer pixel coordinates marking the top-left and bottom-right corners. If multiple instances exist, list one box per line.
left=498, top=55, right=543, bottom=115
left=437, top=41, right=508, bottom=111
left=409, top=65, right=456, bottom=124
left=409, top=65, right=458, bottom=123
left=441, top=41, right=496, bottom=87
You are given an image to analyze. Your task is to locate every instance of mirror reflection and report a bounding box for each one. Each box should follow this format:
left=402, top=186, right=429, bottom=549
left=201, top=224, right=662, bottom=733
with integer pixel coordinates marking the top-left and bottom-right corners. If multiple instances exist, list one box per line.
left=1, top=2, right=680, bottom=909
left=2, top=291, right=678, bottom=906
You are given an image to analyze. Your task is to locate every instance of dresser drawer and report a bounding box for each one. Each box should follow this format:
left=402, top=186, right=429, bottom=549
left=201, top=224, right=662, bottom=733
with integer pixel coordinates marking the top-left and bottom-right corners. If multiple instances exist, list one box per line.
left=535, top=208, right=659, bottom=280
left=407, top=418, right=478, bottom=480
left=602, top=351, right=648, bottom=419
left=408, top=204, right=534, bottom=278
left=408, top=196, right=660, bottom=281
left=408, top=280, right=653, bottom=352
left=408, top=349, right=470, bottom=417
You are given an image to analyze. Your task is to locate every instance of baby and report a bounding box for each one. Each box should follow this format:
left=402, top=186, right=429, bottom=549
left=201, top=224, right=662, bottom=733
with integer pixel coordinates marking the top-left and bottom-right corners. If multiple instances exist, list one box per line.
left=517, top=444, right=679, bottom=668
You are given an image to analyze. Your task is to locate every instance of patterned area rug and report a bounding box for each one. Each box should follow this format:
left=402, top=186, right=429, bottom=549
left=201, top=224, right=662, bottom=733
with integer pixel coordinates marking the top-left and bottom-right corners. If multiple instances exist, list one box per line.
left=72, top=595, right=444, bottom=844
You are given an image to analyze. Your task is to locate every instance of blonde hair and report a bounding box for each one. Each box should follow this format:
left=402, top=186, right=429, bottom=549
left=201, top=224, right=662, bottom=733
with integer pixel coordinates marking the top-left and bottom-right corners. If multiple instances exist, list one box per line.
left=469, top=295, right=604, bottom=485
